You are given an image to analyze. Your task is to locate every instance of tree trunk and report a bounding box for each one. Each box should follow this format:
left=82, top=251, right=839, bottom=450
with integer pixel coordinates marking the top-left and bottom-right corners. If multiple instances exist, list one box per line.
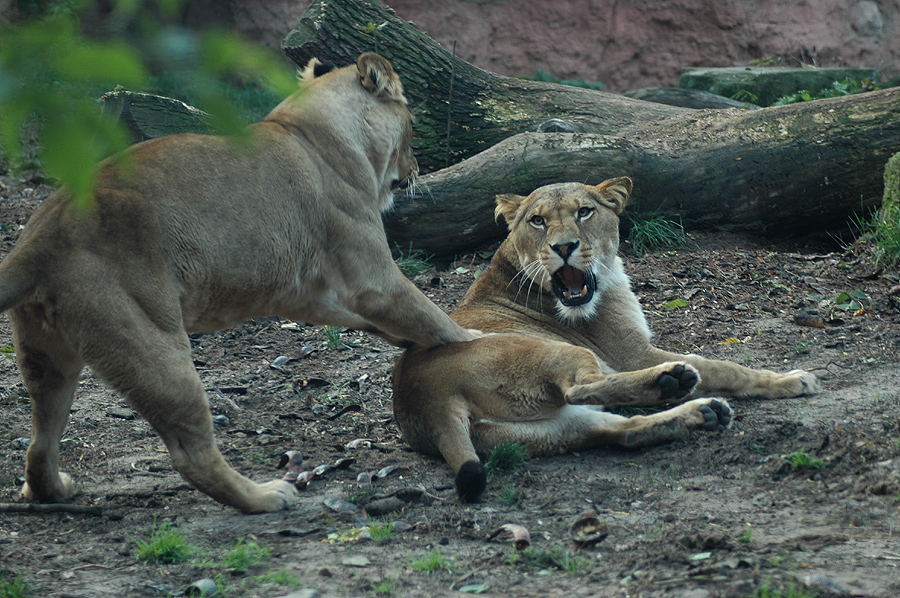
left=282, top=0, right=680, bottom=173
left=282, top=0, right=899, bottom=256
left=385, top=87, right=900, bottom=256
left=101, top=91, right=213, bottom=142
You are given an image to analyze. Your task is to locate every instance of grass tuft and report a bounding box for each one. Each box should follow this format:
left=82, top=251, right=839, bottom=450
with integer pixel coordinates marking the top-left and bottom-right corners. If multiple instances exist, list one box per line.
left=223, top=539, right=270, bottom=573
left=322, top=325, right=343, bottom=350
left=781, top=451, right=825, bottom=470
left=509, top=544, right=589, bottom=574
left=367, top=519, right=395, bottom=543
left=134, top=521, right=196, bottom=564
left=410, top=550, right=455, bottom=575
left=754, top=577, right=819, bottom=598
left=484, top=441, right=528, bottom=475
left=849, top=208, right=900, bottom=267
left=0, top=570, right=31, bottom=598
left=497, top=482, right=523, bottom=507
left=394, top=245, right=433, bottom=278
left=627, top=216, right=694, bottom=256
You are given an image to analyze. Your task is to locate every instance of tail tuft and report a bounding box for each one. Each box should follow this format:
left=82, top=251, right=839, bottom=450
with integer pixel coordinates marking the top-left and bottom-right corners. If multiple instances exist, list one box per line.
left=455, top=460, right=487, bottom=503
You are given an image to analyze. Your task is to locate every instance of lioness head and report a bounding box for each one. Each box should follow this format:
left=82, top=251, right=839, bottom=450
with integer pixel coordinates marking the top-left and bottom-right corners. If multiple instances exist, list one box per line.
left=495, top=177, right=633, bottom=321
left=271, top=53, right=418, bottom=212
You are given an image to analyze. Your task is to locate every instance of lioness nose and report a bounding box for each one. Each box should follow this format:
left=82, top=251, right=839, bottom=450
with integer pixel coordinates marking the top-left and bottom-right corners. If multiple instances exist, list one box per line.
left=550, top=241, right=579, bottom=259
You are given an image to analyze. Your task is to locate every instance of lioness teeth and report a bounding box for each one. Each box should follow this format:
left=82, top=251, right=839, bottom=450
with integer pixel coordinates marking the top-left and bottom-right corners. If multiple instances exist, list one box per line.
left=562, top=287, right=589, bottom=300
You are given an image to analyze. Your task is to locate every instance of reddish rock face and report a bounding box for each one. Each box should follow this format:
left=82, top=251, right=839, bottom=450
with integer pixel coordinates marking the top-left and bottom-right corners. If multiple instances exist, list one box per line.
left=189, top=0, right=898, bottom=93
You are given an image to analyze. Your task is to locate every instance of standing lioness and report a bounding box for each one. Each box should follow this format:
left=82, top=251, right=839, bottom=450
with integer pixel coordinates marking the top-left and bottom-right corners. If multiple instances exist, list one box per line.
left=0, top=53, right=477, bottom=513
left=393, top=177, right=819, bottom=502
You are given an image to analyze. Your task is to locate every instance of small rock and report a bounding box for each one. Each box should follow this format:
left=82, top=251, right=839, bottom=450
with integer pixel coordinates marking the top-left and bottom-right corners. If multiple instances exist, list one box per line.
left=365, top=496, right=403, bottom=516
left=342, top=556, right=371, bottom=567
left=106, top=407, right=136, bottom=420
left=11, top=437, right=30, bottom=450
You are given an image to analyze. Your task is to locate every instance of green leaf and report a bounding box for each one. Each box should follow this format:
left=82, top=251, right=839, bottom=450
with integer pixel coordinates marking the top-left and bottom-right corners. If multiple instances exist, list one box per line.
left=52, top=41, right=147, bottom=87
left=834, top=292, right=851, bottom=305
left=459, top=584, right=488, bottom=594
left=849, top=289, right=867, bottom=300
left=661, top=299, right=689, bottom=309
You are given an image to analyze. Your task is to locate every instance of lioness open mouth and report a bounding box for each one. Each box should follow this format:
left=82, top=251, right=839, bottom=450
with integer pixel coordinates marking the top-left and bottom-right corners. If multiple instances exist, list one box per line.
left=551, top=265, right=596, bottom=306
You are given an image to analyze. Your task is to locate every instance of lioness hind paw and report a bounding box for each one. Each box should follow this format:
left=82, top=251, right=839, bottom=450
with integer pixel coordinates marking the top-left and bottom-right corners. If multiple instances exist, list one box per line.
left=456, top=460, right=487, bottom=503
left=788, top=370, right=820, bottom=396
left=699, top=399, right=732, bottom=432
left=657, top=363, right=700, bottom=401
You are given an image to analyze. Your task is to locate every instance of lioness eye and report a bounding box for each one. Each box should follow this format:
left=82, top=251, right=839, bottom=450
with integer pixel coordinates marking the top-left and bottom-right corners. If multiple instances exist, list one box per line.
left=577, top=207, right=593, bottom=219
left=529, top=215, right=545, bottom=227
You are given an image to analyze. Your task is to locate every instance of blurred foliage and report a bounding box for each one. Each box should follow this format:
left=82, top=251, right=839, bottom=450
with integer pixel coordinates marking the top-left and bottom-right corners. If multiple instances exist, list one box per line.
left=0, top=0, right=297, bottom=210
left=771, top=77, right=881, bottom=106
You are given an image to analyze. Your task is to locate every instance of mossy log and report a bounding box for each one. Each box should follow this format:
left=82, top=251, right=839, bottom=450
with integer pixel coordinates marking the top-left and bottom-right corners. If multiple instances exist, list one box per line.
left=101, top=91, right=212, bottom=142
left=282, top=0, right=679, bottom=174
left=283, top=0, right=900, bottom=256
left=385, top=87, right=900, bottom=256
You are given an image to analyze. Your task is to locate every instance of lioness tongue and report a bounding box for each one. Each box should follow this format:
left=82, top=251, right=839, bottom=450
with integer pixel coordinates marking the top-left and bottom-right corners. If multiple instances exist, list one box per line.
left=558, top=265, right=587, bottom=299
left=558, top=265, right=585, bottom=290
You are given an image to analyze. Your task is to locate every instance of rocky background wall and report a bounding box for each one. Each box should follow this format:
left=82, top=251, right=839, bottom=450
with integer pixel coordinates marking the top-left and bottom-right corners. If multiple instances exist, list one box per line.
left=185, top=0, right=898, bottom=92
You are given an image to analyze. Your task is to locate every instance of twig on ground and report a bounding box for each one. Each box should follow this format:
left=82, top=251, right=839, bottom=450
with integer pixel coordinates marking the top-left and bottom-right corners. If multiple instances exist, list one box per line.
left=0, top=502, right=103, bottom=516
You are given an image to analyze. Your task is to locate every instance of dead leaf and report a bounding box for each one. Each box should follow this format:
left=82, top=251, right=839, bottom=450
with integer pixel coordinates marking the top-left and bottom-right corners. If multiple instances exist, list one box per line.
left=345, top=438, right=372, bottom=449
left=793, top=310, right=843, bottom=329
left=323, top=497, right=360, bottom=513
left=278, top=450, right=304, bottom=472
left=487, top=523, right=531, bottom=550
left=569, top=509, right=609, bottom=547
left=375, top=465, right=406, bottom=479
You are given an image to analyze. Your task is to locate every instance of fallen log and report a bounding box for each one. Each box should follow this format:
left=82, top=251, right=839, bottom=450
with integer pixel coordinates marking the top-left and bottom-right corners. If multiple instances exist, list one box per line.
left=282, top=0, right=680, bottom=173
left=282, top=0, right=899, bottom=256
left=385, top=87, right=900, bottom=256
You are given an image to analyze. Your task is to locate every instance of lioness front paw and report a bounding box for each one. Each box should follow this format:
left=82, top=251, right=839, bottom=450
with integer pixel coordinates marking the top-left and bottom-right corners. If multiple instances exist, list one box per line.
left=254, top=479, right=299, bottom=512
left=697, top=398, right=732, bottom=432
left=785, top=370, right=820, bottom=396
left=656, top=363, right=700, bottom=401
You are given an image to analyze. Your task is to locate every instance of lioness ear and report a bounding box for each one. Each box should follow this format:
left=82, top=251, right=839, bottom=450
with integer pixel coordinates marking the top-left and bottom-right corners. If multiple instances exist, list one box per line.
left=300, top=58, right=335, bottom=83
left=357, top=53, right=407, bottom=105
left=590, top=177, right=633, bottom=215
left=495, top=194, right=526, bottom=228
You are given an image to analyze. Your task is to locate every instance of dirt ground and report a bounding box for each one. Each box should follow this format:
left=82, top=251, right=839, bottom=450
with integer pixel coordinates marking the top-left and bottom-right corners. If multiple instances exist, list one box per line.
left=1, top=179, right=899, bottom=598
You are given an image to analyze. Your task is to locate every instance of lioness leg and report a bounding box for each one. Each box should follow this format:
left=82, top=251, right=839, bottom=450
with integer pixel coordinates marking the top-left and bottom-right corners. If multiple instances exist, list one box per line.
left=566, top=361, right=700, bottom=405
left=637, top=348, right=819, bottom=399
left=58, top=289, right=297, bottom=513
left=97, top=333, right=296, bottom=513
left=471, top=398, right=732, bottom=456
left=11, top=307, right=84, bottom=502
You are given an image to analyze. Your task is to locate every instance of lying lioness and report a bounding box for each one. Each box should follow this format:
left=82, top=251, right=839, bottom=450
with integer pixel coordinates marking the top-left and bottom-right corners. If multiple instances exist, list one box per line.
left=392, top=177, right=819, bottom=502
left=0, top=53, right=478, bottom=513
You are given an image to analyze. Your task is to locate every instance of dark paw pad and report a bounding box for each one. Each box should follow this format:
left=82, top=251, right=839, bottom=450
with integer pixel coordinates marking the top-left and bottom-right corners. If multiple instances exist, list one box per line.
left=699, top=399, right=733, bottom=432
left=456, top=460, right=487, bottom=503
left=657, top=364, right=699, bottom=400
